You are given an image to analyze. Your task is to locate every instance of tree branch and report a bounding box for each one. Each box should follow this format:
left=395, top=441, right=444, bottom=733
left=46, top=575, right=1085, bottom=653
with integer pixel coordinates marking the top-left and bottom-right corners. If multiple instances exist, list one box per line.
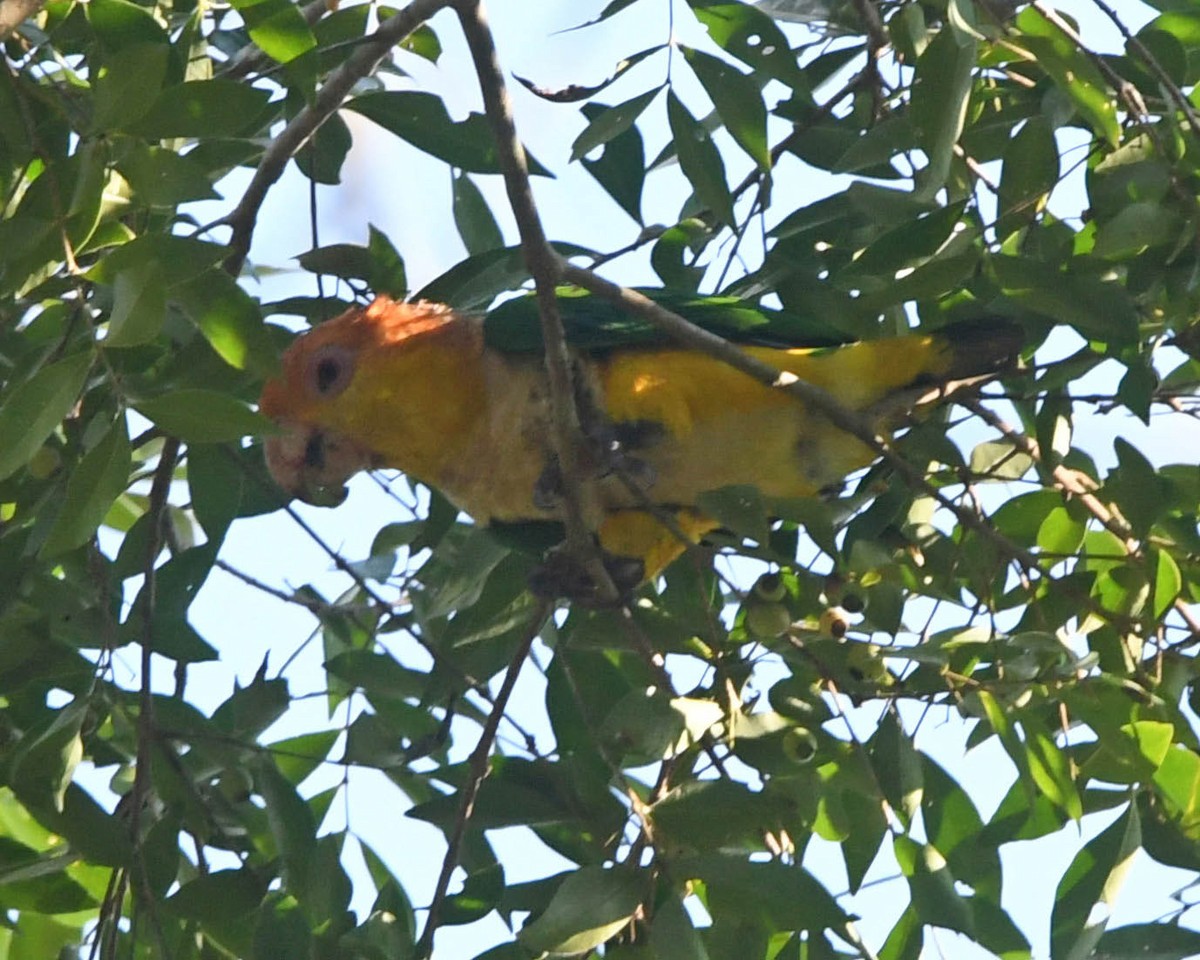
left=222, top=0, right=453, bottom=276
left=455, top=0, right=615, bottom=599
left=0, top=0, right=43, bottom=40
left=414, top=600, right=548, bottom=959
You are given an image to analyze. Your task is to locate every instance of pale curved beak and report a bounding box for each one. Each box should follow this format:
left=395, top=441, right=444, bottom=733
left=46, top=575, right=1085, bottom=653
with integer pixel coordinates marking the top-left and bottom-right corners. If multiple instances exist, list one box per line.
left=263, top=421, right=374, bottom=507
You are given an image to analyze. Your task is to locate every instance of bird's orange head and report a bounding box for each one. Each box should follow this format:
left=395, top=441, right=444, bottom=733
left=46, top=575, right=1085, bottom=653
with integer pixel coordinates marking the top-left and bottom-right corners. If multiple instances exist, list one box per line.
left=259, top=295, right=468, bottom=505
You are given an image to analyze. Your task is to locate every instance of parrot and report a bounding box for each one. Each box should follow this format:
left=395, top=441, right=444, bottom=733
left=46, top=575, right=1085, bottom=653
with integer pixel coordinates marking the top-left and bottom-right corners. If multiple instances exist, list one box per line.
left=258, top=288, right=1021, bottom=598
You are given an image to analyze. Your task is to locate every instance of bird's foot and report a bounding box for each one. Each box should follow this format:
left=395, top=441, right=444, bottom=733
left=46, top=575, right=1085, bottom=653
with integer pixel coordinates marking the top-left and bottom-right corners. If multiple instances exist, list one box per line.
left=528, top=547, right=644, bottom=606
left=532, top=422, right=657, bottom=511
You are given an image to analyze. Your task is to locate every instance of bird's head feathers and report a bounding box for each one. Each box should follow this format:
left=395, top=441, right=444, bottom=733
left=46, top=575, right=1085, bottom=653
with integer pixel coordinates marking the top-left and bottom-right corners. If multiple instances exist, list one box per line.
left=259, top=295, right=469, bottom=505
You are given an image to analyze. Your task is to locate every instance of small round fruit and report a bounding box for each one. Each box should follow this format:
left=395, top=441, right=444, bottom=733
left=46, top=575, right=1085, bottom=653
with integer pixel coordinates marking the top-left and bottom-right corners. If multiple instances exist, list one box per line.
left=752, top=572, right=787, bottom=603
left=745, top=601, right=792, bottom=639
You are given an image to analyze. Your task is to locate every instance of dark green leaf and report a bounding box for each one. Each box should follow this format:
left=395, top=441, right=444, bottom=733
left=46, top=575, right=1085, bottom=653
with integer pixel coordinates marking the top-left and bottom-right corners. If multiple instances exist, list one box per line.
left=345, top=92, right=551, bottom=176
left=571, top=87, right=661, bottom=163
left=130, top=80, right=273, bottom=138
left=517, top=867, right=643, bottom=955
left=452, top=170, right=503, bottom=256
left=580, top=101, right=646, bottom=224
left=683, top=47, right=769, bottom=171
left=997, top=118, right=1058, bottom=238
left=1050, top=804, right=1140, bottom=960
left=91, top=43, right=170, bottom=131
left=0, top=352, right=92, bottom=482
left=667, top=91, right=734, bottom=226
left=230, top=0, right=317, bottom=65
left=41, top=417, right=131, bottom=557
left=104, top=260, right=166, bottom=347
left=135, top=391, right=270, bottom=442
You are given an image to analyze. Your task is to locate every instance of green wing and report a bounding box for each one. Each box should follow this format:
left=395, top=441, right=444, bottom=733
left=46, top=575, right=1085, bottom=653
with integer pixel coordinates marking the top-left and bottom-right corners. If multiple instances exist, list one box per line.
left=483, top=286, right=854, bottom=354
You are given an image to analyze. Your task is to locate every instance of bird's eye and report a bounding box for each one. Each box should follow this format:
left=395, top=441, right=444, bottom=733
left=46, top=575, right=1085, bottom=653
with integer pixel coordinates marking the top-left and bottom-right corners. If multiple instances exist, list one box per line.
left=306, top=345, right=354, bottom=398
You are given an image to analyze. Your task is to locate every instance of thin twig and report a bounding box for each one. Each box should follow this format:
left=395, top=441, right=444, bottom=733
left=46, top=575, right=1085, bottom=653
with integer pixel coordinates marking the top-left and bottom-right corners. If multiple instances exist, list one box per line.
left=1086, top=0, right=1200, bottom=141
left=222, top=0, right=453, bottom=275
left=414, top=600, right=549, bottom=959
left=130, top=436, right=181, bottom=960
left=455, top=0, right=615, bottom=599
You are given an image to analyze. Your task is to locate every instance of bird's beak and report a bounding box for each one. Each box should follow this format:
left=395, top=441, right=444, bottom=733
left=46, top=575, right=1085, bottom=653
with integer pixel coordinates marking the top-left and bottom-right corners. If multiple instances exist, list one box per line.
left=263, top=421, right=370, bottom=507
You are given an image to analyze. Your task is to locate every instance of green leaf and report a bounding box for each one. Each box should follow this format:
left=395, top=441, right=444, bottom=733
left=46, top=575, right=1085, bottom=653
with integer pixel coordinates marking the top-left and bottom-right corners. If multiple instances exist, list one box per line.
left=104, top=260, right=166, bottom=347
left=571, top=87, right=661, bottom=162
left=134, top=391, right=271, bottom=442
left=683, top=47, right=769, bottom=171
left=997, top=118, right=1059, bottom=238
left=517, top=867, right=643, bottom=955
left=230, top=0, right=317, bottom=65
left=579, top=100, right=646, bottom=224
left=1152, top=746, right=1200, bottom=838
left=1036, top=506, right=1086, bottom=557
left=130, top=80, right=273, bottom=139
left=674, top=855, right=849, bottom=931
left=41, top=418, right=131, bottom=557
left=186, top=445, right=244, bottom=547
left=91, top=43, right=170, bottom=132
left=452, top=170, right=503, bottom=256
left=696, top=484, right=770, bottom=545
left=399, top=22, right=441, bottom=61
left=0, top=353, right=92, bottom=482
left=115, top=142, right=221, bottom=206
left=992, top=256, right=1138, bottom=345
left=1023, top=714, right=1083, bottom=821
left=893, top=835, right=974, bottom=936
left=1109, top=436, right=1164, bottom=535
left=968, top=440, right=1033, bottom=480
left=174, top=270, right=278, bottom=376
left=212, top=675, right=290, bottom=740
left=1050, top=804, right=1140, bottom=960
left=650, top=891, right=710, bottom=960
left=295, top=112, right=351, bottom=185
left=85, top=0, right=168, bottom=47
left=345, top=92, right=551, bottom=177
left=9, top=701, right=86, bottom=814
left=688, top=0, right=805, bottom=90
left=1015, top=8, right=1120, bottom=147
left=1095, top=922, right=1200, bottom=959
left=1152, top=549, right=1182, bottom=620
left=1093, top=201, right=1182, bottom=259
left=168, top=869, right=269, bottom=923
left=87, top=235, right=228, bottom=287
left=256, top=756, right=319, bottom=903
left=667, top=91, right=733, bottom=225
left=910, top=22, right=977, bottom=196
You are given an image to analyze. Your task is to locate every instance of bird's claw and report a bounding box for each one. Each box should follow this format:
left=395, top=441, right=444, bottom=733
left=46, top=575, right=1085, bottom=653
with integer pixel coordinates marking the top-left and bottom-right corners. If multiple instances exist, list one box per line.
left=528, top=548, right=644, bottom=606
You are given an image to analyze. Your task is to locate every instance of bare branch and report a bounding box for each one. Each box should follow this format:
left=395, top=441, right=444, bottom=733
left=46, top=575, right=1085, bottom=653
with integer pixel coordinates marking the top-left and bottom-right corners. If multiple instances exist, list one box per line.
left=223, top=0, right=453, bottom=276
left=414, top=600, right=548, bottom=959
left=130, top=436, right=181, bottom=959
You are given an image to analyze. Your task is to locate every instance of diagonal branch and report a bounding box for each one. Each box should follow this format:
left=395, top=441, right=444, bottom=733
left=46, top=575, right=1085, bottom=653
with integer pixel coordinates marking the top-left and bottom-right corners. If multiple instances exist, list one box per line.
left=455, top=0, right=615, bottom=599
left=222, top=0, right=453, bottom=276
left=414, top=600, right=548, bottom=959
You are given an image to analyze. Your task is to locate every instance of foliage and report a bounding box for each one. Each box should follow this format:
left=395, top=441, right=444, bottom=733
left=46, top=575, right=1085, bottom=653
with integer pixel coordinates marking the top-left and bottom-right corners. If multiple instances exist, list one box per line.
left=0, top=0, right=1199, bottom=957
